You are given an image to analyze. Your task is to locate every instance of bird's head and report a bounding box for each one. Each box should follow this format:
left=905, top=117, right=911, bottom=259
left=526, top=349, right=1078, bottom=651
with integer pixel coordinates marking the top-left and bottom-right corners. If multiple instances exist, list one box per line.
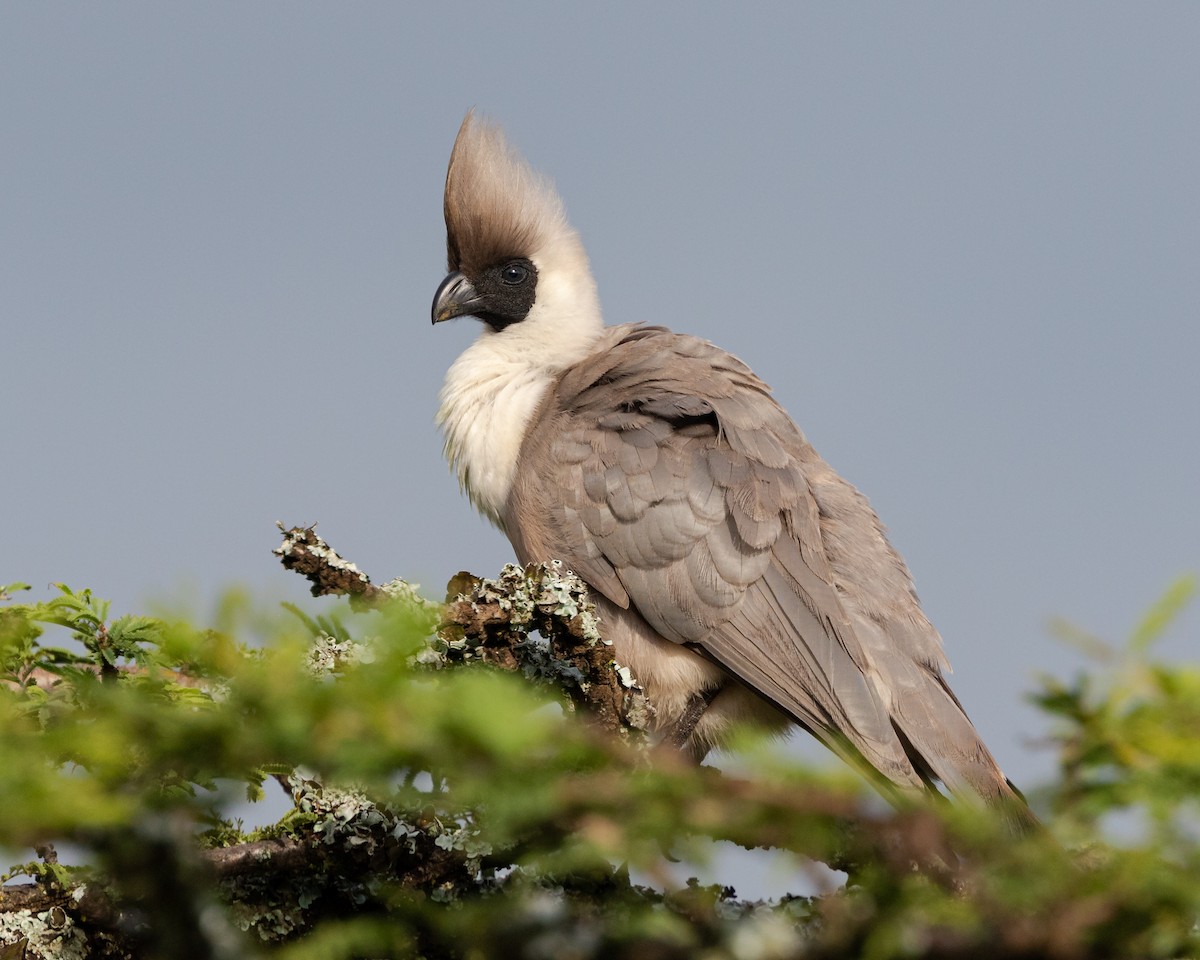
left=431, top=113, right=603, bottom=361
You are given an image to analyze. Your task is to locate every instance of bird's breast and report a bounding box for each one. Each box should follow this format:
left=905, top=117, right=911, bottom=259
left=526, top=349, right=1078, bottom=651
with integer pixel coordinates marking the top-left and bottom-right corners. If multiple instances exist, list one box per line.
left=436, top=341, right=557, bottom=527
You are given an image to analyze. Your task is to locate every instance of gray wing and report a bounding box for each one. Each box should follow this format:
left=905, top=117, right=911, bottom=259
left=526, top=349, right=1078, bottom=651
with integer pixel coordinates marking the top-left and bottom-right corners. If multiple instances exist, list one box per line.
left=509, top=325, right=1018, bottom=804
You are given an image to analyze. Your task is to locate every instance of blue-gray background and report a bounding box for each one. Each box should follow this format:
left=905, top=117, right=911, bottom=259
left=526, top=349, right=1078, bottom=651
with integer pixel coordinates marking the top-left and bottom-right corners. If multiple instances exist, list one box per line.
left=3, top=2, right=1196, bottom=868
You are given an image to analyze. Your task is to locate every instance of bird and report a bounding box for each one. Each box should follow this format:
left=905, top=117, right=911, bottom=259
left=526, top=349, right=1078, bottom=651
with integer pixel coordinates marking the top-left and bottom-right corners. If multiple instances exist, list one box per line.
left=431, top=111, right=1033, bottom=829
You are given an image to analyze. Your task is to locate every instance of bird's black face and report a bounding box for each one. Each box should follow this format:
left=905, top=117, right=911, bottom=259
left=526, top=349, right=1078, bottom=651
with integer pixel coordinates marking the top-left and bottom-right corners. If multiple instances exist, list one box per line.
left=431, top=257, right=538, bottom=331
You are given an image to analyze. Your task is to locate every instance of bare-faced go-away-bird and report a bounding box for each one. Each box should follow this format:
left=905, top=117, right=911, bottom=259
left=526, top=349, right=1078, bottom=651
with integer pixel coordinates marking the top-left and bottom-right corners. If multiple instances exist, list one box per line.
left=431, top=112, right=1033, bottom=830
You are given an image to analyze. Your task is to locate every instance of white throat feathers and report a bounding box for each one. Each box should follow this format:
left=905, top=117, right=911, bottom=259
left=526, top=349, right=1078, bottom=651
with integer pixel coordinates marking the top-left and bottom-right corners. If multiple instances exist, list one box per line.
left=436, top=303, right=602, bottom=527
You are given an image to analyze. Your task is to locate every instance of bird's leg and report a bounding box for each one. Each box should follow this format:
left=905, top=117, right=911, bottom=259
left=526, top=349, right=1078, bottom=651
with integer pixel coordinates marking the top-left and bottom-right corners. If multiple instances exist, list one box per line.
left=662, top=686, right=722, bottom=757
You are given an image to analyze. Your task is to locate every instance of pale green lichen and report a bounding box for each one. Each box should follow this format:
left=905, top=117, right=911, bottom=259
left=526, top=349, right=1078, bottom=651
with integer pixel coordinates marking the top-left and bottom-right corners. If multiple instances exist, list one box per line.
left=0, top=907, right=89, bottom=960
left=288, top=774, right=424, bottom=857
left=306, top=634, right=374, bottom=676
left=418, top=561, right=650, bottom=733
left=487, top=564, right=538, bottom=623
left=412, top=644, right=449, bottom=667
left=274, top=527, right=366, bottom=581
left=222, top=875, right=311, bottom=942
left=377, top=578, right=442, bottom=618
left=620, top=684, right=654, bottom=733
left=431, top=817, right=493, bottom=879
left=223, top=773, right=437, bottom=942
left=420, top=562, right=596, bottom=669
left=538, top=561, right=605, bottom=646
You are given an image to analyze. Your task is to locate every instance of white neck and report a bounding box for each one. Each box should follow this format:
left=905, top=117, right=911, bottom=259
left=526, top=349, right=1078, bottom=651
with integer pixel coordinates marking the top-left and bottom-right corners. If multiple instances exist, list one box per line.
left=437, top=251, right=604, bottom=527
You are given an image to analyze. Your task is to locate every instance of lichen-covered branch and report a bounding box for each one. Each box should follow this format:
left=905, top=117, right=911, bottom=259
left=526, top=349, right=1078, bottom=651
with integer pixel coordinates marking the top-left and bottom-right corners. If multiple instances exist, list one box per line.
left=431, top=561, right=651, bottom=740
left=275, top=524, right=651, bottom=740
left=273, top=522, right=384, bottom=604
left=0, top=775, right=484, bottom=958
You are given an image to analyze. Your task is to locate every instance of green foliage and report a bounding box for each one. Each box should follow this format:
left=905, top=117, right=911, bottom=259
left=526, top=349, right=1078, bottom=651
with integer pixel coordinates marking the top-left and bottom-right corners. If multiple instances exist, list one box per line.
left=1037, top=575, right=1200, bottom=840
left=0, top=576, right=1197, bottom=959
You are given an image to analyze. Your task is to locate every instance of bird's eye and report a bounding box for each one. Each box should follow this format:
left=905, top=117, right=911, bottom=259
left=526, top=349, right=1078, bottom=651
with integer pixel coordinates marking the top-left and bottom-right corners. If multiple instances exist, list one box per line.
left=500, top=262, right=528, bottom=284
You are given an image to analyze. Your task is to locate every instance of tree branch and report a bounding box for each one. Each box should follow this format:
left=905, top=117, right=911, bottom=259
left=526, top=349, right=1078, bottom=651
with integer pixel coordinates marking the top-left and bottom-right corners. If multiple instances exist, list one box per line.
left=274, top=523, right=652, bottom=740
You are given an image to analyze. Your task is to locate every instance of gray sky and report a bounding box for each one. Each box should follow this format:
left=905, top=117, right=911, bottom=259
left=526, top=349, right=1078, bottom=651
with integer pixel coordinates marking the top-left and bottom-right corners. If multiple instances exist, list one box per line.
left=3, top=3, right=1197, bottom=810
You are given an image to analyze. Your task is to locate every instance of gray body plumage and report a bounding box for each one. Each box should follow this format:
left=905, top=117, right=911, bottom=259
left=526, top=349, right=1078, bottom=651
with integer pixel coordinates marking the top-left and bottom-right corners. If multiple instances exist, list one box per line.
left=432, top=113, right=1031, bottom=826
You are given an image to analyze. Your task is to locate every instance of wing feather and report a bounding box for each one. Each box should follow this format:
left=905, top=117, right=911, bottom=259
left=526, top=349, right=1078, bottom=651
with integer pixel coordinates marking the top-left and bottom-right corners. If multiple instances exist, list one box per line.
left=507, top=325, right=1015, bottom=806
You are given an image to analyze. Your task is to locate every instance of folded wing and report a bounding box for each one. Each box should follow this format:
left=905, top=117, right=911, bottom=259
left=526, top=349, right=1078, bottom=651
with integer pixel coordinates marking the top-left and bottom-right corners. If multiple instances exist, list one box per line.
left=508, top=325, right=1022, bottom=810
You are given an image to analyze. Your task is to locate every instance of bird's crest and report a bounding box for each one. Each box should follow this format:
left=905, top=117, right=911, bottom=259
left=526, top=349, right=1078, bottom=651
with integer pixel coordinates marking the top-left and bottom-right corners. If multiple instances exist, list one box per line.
left=443, top=111, right=574, bottom=275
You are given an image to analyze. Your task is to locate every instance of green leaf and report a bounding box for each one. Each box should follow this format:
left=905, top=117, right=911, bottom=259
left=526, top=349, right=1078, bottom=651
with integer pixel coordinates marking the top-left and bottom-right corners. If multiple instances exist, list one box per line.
left=0, top=582, right=32, bottom=600
left=109, top=614, right=166, bottom=649
left=1130, top=575, right=1197, bottom=654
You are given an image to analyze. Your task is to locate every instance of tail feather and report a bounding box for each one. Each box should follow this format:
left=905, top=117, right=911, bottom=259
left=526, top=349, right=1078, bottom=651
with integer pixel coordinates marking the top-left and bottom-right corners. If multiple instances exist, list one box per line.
left=887, top=665, right=1039, bottom=834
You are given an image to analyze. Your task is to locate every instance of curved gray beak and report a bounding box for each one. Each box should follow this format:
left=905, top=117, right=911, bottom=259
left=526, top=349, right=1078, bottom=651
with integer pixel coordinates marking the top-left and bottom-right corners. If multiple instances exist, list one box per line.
left=432, top=271, right=485, bottom=325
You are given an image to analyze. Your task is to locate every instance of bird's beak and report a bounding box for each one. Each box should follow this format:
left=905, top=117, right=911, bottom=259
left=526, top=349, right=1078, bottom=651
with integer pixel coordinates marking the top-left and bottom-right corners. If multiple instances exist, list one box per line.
left=432, top=271, right=485, bottom=325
